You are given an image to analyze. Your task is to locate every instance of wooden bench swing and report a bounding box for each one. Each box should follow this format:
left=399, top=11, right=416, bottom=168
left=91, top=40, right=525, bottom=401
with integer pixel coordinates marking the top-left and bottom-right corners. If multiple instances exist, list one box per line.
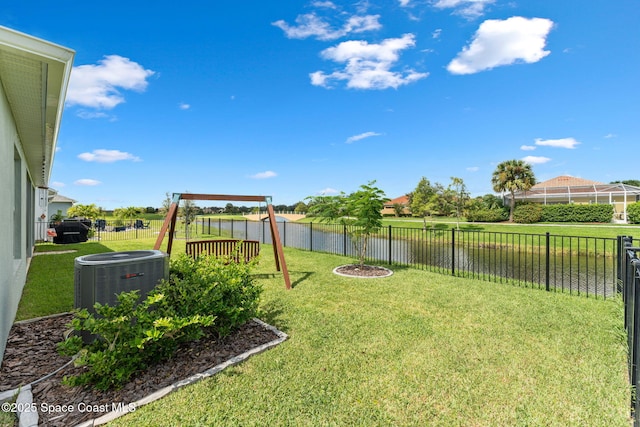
left=185, top=239, right=260, bottom=263
left=153, top=193, right=291, bottom=289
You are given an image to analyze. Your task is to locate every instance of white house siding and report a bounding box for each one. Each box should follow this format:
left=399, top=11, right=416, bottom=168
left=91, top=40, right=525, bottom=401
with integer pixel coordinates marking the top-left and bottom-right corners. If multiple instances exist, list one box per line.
left=0, top=75, right=28, bottom=365
left=35, top=187, right=49, bottom=241
left=0, top=27, right=74, bottom=365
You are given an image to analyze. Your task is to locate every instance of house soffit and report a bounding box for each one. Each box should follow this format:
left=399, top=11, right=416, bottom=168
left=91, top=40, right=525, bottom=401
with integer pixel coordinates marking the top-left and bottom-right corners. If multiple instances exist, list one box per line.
left=0, top=26, right=74, bottom=187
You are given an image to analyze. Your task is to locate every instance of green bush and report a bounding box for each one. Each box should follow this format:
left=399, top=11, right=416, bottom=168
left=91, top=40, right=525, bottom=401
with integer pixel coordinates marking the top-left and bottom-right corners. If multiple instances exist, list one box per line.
left=58, top=253, right=262, bottom=390
left=513, top=203, right=543, bottom=224
left=155, top=253, right=262, bottom=337
left=466, top=208, right=508, bottom=222
left=628, top=202, right=640, bottom=224
left=58, top=291, right=213, bottom=390
left=541, top=204, right=613, bottom=223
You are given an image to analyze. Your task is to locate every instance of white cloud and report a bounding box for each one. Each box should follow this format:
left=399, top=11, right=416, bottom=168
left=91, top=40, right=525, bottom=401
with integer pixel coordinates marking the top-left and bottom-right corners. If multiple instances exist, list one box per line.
left=398, top=0, right=411, bottom=6
left=319, top=187, right=339, bottom=195
left=433, top=0, right=495, bottom=19
left=432, top=29, right=442, bottom=39
left=311, top=34, right=428, bottom=89
left=346, top=131, right=382, bottom=143
left=273, top=13, right=381, bottom=41
left=522, top=155, right=551, bottom=165
left=67, top=55, right=155, bottom=110
left=447, top=17, right=554, bottom=75
left=520, top=145, right=536, bottom=151
left=312, top=1, right=337, bottom=8
left=604, top=133, right=617, bottom=139
left=535, top=137, right=580, bottom=149
left=178, top=102, right=191, bottom=110
left=50, top=181, right=65, bottom=188
left=75, top=179, right=101, bottom=186
left=466, top=166, right=479, bottom=172
left=251, top=171, right=278, bottom=179
left=76, top=111, right=111, bottom=120
left=78, top=149, right=141, bottom=163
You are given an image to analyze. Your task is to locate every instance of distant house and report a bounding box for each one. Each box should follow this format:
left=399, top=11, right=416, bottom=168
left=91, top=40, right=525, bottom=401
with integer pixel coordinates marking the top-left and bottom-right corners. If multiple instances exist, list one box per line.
left=0, top=26, right=74, bottom=365
left=47, top=189, right=76, bottom=220
left=33, top=188, right=76, bottom=240
left=382, top=195, right=411, bottom=216
left=506, top=176, right=640, bottom=223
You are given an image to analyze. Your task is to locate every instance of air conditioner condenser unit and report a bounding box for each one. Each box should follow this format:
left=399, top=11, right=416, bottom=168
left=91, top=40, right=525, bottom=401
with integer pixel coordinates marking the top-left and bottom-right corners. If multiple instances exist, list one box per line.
left=74, top=250, right=169, bottom=313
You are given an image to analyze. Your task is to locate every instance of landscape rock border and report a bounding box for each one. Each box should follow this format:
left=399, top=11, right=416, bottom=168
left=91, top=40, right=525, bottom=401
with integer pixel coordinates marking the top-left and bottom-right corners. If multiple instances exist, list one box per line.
left=1, top=316, right=288, bottom=427
left=332, top=264, right=394, bottom=278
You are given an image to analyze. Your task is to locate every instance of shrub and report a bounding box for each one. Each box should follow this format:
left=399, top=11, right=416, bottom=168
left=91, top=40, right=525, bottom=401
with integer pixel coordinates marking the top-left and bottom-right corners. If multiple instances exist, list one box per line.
left=58, top=253, right=262, bottom=390
left=466, top=208, right=508, bottom=222
left=155, top=253, right=262, bottom=337
left=58, top=291, right=213, bottom=390
left=541, top=204, right=614, bottom=223
left=512, top=203, right=543, bottom=224
left=628, top=202, right=640, bottom=224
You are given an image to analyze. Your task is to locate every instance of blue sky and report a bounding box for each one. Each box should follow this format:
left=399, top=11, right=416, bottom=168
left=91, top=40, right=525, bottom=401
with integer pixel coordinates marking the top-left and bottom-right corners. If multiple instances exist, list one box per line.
left=2, top=1, right=638, bottom=209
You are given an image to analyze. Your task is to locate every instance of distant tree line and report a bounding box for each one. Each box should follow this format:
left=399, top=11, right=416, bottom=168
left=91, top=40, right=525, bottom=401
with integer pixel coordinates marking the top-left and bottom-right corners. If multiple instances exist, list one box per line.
left=63, top=167, right=640, bottom=226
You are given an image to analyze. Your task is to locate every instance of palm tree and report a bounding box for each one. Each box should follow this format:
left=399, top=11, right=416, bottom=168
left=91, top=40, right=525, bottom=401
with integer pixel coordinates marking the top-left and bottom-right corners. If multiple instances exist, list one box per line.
left=491, top=160, right=536, bottom=222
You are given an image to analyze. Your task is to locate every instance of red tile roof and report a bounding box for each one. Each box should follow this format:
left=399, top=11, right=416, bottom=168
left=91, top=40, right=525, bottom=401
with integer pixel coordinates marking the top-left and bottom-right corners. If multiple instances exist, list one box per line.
left=532, top=175, right=603, bottom=188
left=385, top=195, right=409, bottom=206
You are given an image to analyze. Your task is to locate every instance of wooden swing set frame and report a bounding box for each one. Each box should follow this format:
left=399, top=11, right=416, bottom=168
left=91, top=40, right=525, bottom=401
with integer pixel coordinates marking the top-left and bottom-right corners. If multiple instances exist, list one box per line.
left=153, top=193, right=291, bottom=289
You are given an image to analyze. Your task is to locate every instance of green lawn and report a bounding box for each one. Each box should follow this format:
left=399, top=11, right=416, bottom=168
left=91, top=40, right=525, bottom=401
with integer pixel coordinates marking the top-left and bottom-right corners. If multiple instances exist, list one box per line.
left=18, top=238, right=630, bottom=426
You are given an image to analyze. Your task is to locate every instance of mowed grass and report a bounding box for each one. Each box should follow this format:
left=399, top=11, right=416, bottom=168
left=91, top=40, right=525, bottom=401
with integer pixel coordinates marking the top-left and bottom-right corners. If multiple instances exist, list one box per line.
left=19, top=239, right=630, bottom=425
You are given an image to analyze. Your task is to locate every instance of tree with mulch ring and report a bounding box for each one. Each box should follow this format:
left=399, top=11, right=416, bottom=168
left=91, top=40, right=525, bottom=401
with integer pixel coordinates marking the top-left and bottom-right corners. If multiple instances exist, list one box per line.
left=307, top=181, right=391, bottom=278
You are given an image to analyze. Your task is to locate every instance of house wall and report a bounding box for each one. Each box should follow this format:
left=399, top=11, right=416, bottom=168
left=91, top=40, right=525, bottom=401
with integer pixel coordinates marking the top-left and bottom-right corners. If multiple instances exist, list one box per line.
left=381, top=206, right=411, bottom=216
left=0, top=77, right=29, bottom=364
left=35, top=187, right=49, bottom=241
left=49, top=201, right=73, bottom=219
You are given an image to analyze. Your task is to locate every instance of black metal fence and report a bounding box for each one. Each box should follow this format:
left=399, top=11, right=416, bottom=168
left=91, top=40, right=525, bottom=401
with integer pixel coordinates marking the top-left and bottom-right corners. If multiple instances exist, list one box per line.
left=199, top=218, right=618, bottom=299
left=36, top=219, right=167, bottom=242
left=37, top=217, right=620, bottom=299
left=619, top=236, right=640, bottom=424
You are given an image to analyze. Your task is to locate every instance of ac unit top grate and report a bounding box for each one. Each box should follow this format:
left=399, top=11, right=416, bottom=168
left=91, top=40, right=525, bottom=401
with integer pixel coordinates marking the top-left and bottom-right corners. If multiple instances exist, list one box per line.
left=76, top=250, right=165, bottom=265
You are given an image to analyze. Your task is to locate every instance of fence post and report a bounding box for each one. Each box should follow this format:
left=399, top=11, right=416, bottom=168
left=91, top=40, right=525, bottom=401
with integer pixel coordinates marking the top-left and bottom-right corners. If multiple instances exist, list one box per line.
left=343, top=224, right=347, bottom=256
left=388, top=225, right=392, bottom=265
left=451, top=228, right=456, bottom=276
left=310, top=222, right=313, bottom=252
left=632, top=259, right=640, bottom=422
left=545, top=232, right=550, bottom=292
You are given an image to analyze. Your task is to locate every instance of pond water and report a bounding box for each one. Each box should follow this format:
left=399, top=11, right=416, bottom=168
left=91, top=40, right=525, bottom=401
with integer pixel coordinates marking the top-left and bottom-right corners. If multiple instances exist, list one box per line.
left=195, top=219, right=617, bottom=297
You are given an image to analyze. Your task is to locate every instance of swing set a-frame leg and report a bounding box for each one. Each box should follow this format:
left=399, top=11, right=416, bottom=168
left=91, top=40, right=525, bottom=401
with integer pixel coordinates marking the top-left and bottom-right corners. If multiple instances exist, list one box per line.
left=267, top=203, right=291, bottom=289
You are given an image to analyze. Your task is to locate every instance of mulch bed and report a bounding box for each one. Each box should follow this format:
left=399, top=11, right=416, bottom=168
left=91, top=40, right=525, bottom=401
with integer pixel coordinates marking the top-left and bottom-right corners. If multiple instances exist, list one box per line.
left=0, top=313, right=279, bottom=426
left=334, top=264, right=393, bottom=278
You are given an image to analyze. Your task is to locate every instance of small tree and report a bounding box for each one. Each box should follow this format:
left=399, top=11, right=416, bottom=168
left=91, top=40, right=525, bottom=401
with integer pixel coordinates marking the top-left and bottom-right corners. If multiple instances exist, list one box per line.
left=114, top=206, right=143, bottom=227
left=294, top=201, right=308, bottom=214
left=67, top=203, right=102, bottom=220
left=160, top=192, right=173, bottom=217
left=449, top=176, right=470, bottom=230
left=179, top=194, right=198, bottom=240
left=392, top=203, right=405, bottom=217
left=307, top=181, right=389, bottom=268
left=409, top=177, right=438, bottom=229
